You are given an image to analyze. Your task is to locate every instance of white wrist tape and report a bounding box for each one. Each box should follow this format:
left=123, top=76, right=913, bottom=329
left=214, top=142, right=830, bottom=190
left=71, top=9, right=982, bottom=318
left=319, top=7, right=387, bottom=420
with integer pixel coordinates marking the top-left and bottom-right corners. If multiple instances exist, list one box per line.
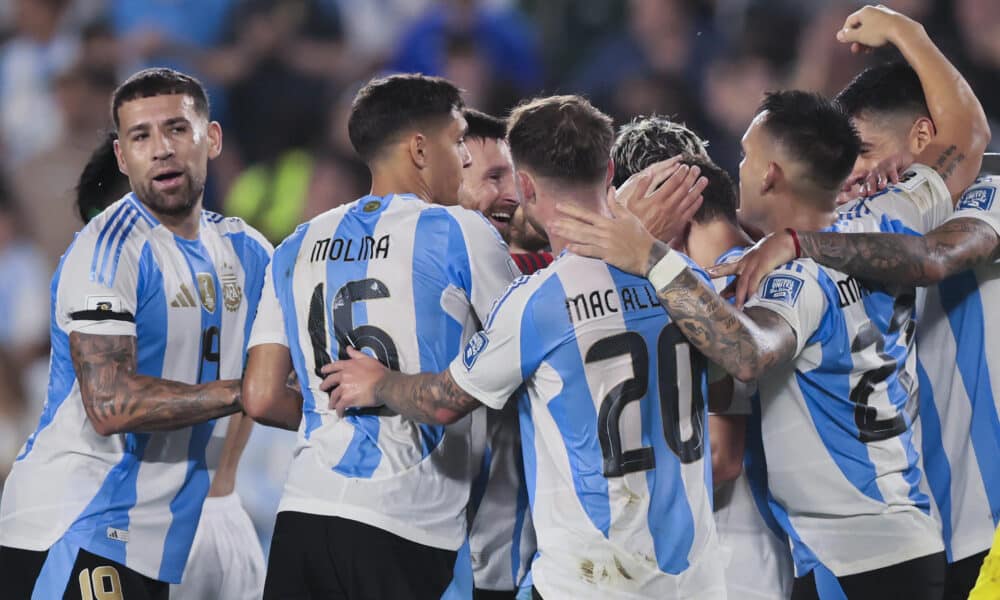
left=647, top=248, right=688, bottom=291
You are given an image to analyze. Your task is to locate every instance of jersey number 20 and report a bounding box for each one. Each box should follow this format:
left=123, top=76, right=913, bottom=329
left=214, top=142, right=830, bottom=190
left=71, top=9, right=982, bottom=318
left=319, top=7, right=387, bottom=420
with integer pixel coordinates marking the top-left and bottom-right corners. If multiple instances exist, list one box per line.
left=587, top=323, right=707, bottom=477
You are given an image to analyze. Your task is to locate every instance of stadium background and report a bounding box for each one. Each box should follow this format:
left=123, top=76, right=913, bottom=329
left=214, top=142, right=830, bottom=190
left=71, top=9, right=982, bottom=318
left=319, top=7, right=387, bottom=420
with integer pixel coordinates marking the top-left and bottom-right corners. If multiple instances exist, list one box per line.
left=0, top=0, right=997, bottom=554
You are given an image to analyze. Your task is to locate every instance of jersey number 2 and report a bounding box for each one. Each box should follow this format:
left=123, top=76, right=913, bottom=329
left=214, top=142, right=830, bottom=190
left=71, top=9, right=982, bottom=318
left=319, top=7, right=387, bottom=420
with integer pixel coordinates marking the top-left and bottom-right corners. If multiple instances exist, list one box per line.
left=587, top=323, right=707, bottom=477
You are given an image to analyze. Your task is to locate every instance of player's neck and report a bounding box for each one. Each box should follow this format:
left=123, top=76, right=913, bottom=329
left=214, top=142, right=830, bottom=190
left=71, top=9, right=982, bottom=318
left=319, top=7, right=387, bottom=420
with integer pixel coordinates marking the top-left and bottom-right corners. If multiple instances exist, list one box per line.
left=544, top=187, right=605, bottom=256
left=369, top=165, right=438, bottom=205
left=764, top=192, right=838, bottom=235
left=683, top=218, right=753, bottom=269
left=150, top=202, right=202, bottom=240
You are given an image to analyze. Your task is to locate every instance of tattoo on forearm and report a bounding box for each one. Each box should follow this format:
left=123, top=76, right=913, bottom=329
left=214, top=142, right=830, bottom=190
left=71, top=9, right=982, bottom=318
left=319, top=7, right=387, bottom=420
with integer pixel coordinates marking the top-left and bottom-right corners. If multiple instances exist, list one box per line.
left=799, top=218, right=1000, bottom=286
left=656, top=269, right=796, bottom=381
left=70, top=332, right=241, bottom=434
left=373, top=370, right=479, bottom=424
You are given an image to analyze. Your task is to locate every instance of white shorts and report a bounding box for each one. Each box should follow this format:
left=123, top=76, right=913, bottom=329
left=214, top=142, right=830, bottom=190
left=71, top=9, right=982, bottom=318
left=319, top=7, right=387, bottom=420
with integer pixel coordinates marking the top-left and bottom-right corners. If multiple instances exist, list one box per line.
left=714, top=472, right=794, bottom=600
left=171, top=492, right=266, bottom=600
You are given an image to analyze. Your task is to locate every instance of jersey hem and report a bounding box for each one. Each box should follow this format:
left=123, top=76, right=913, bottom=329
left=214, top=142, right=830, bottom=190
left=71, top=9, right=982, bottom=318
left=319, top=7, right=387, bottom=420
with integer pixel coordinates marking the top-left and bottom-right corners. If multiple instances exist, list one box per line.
left=819, top=538, right=944, bottom=577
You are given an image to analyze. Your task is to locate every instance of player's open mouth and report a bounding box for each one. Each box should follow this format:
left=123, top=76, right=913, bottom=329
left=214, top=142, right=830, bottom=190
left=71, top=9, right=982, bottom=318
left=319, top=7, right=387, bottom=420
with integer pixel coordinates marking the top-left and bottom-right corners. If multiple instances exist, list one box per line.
left=152, top=171, right=185, bottom=188
left=490, top=210, right=514, bottom=225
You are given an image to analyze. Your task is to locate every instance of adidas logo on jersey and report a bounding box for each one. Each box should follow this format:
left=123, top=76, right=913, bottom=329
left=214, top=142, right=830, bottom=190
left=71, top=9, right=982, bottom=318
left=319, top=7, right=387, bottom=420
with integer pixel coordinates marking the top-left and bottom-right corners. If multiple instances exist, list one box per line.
left=170, top=284, right=198, bottom=308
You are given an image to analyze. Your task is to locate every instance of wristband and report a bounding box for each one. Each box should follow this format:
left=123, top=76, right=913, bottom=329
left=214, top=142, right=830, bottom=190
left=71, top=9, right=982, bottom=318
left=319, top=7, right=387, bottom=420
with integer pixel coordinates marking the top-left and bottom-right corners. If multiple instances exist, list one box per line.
left=647, top=247, right=688, bottom=291
left=785, top=228, right=802, bottom=259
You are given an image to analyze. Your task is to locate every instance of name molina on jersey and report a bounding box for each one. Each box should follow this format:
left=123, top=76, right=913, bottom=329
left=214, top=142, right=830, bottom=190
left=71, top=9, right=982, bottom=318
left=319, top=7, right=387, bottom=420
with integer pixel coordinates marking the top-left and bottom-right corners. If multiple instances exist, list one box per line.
left=565, top=283, right=661, bottom=324
left=310, top=234, right=390, bottom=263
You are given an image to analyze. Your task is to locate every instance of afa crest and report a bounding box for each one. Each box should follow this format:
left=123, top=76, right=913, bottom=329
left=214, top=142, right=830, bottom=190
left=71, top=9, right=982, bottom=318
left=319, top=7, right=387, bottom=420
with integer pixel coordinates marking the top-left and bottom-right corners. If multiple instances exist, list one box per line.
left=221, top=264, right=243, bottom=312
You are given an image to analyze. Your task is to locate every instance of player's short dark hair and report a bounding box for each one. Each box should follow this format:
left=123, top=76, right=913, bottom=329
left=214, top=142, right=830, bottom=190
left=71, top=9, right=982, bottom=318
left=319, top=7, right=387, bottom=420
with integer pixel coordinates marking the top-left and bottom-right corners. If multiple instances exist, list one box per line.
left=758, top=91, right=861, bottom=192
left=77, top=132, right=130, bottom=224
left=611, top=115, right=710, bottom=187
left=111, top=68, right=210, bottom=130
left=347, top=74, right=464, bottom=163
left=507, top=95, right=614, bottom=184
left=463, top=108, right=506, bottom=141
left=680, top=154, right=737, bottom=225
left=834, top=62, right=929, bottom=121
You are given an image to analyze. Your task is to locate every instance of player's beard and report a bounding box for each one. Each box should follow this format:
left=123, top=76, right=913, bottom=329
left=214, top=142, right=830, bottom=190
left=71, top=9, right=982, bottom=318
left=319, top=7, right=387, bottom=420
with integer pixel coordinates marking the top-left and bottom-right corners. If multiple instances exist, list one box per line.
left=135, top=171, right=204, bottom=218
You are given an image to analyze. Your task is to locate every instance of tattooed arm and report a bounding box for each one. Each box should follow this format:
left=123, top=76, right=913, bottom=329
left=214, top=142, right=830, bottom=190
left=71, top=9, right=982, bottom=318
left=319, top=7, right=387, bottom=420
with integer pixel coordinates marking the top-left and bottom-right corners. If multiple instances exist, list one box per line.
left=651, top=258, right=798, bottom=383
left=70, top=332, right=241, bottom=436
left=322, top=347, right=482, bottom=426
left=243, top=343, right=303, bottom=430
left=797, top=218, right=1000, bottom=286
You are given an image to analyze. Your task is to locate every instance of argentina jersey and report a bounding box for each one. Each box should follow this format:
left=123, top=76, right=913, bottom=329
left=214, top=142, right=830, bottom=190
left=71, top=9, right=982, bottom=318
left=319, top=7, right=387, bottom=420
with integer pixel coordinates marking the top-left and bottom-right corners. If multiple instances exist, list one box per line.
left=247, top=193, right=519, bottom=552
left=913, top=175, right=1000, bottom=562
left=710, top=247, right=794, bottom=600
left=744, top=251, right=942, bottom=577
left=0, top=193, right=272, bottom=585
left=448, top=252, right=725, bottom=599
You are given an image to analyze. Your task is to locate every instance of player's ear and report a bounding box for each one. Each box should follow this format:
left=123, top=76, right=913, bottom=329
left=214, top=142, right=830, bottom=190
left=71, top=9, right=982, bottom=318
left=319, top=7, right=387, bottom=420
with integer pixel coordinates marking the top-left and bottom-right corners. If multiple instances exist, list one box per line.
left=408, top=133, right=428, bottom=169
left=604, top=157, right=614, bottom=188
left=762, top=162, right=781, bottom=195
left=517, top=171, right=536, bottom=205
left=206, top=121, right=223, bottom=160
left=909, top=116, right=935, bottom=156
left=113, top=137, right=129, bottom=176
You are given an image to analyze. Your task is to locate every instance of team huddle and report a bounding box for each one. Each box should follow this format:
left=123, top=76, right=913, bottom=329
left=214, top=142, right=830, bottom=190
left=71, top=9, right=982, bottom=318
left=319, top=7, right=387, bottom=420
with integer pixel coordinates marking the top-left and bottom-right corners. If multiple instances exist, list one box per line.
left=0, top=4, right=998, bottom=600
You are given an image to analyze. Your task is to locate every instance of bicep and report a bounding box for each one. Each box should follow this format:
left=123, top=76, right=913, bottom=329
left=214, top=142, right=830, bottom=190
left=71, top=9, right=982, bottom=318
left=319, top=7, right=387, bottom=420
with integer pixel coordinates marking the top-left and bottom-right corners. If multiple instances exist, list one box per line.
left=69, top=332, right=137, bottom=413
left=920, top=142, right=982, bottom=202
left=744, top=306, right=798, bottom=366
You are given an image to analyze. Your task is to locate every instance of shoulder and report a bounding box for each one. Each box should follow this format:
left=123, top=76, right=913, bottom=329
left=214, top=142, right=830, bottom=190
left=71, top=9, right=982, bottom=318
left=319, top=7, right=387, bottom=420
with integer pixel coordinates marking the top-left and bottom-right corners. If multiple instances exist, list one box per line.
left=204, top=211, right=275, bottom=255
left=956, top=176, right=1000, bottom=213
left=443, top=204, right=508, bottom=244
left=67, top=195, right=155, bottom=276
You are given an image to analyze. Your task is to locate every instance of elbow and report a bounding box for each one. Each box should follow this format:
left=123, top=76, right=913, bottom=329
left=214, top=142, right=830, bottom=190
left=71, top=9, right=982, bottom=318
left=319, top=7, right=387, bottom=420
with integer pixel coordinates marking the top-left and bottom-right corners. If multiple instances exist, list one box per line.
left=733, top=362, right=762, bottom=384
left=431, top=407, right=464, bottom=426
left=712, top=450, right=743, bottom=484
left=89, top=418, right=120, bottom=437
left=241, top=380, right=270, bottom=423
left=915, top=257, right=950, bottom=286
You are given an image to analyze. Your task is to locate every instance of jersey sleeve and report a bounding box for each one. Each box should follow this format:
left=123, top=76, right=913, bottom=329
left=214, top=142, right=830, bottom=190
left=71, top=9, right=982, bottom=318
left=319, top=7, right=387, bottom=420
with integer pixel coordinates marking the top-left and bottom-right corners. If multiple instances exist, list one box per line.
left=248, top=261, right=288, bottom=348
left=448, top=277, right=549, bottom=410
left=55, top=232, right=142, bottom=337
left=947, top=177, right=1000, bottom=244
left=865, top=164, right=953, bottom=234
left=743, top=262, right=828, bottom=357
left=453, top=209, right=521, bottom=322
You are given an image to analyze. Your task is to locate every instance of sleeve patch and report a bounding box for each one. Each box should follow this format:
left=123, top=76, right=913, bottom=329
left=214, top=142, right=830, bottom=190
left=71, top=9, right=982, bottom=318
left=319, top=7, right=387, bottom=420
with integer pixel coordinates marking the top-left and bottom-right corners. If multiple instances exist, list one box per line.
left=760, top=274, right=804, bottom=306
left=85, top=295, right=123, bottom=313
left=463, top=331, right=490, bottom=370
left=957, top=187, right=996, bottom=212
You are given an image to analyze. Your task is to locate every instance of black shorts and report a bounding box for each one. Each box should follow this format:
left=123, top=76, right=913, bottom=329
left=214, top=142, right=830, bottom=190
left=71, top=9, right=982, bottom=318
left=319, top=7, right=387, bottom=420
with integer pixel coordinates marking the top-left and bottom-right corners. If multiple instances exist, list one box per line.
left=791, top=551, right=946, bottom=600
left=944, top=550, right=988, bottom=600
left=263, top=511, right=458, bottom=600
left=0, top=545, right=168, bottom=600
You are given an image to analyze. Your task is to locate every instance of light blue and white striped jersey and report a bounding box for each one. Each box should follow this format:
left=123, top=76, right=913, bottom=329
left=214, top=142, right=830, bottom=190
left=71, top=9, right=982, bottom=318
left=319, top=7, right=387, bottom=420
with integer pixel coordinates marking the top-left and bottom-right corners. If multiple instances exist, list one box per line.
left=744, top=241, right=942, bottom=577
left=914, top=174, right=1000, bottom=562
left=449, top=253, right=725, bottom=599
left=710, top=247, right=794, bottom=600
left=0, top=194, right=272, bottom=584
left=248, top=193, right=519, bottom=552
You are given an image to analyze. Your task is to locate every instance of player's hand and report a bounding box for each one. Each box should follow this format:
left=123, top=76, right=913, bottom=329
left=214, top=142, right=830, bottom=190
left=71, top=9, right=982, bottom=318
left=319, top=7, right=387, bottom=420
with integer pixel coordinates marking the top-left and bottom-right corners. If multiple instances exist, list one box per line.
left=617, top=157, right=706, bottom=244
left=320, top=347, right=386, bottom=417
left=707, top=230, right=798, bottom=308
left=551, top=186, right=658, bottom=276
left=836, top=5, right=914, bottom=54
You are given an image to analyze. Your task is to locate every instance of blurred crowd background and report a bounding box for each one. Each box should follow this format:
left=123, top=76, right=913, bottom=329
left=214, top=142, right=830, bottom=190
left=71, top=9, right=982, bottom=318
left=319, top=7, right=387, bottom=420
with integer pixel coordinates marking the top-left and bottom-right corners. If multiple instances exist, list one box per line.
left=0, top=0, right=997, bottom=552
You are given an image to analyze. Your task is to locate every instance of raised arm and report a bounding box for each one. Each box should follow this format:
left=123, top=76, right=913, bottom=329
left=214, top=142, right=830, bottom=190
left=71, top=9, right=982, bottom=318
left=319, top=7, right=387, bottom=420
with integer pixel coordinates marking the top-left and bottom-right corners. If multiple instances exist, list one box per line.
left=70, top=332, right=241, bottom=436
left=321, top=346, right=482, bottom=426
left=839, top=6, right=990, bottom=199
left=242, top=343, right=303, bottom=430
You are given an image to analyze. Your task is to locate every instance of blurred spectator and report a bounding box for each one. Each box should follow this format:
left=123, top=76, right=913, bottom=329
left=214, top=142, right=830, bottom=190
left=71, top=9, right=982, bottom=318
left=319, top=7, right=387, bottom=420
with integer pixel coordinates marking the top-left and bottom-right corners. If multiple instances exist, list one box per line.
left=12, top=64, right=116, bottom=267
left=224, top=86, right=368, bottom=244
left=568, top=0, right=722, bottom=113
left=702, top=52, right=779, bottom=175
left=950, top=0, right=1000, bottom=151
left=0, top=179, right=50, bottom=482
left=0, top=0, right=79, bottom=167
left=78, top=20, right=121, bottom=74
left=202, top=0, right=345, bottom=167
left=390, top=0, right=542, bottom=97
